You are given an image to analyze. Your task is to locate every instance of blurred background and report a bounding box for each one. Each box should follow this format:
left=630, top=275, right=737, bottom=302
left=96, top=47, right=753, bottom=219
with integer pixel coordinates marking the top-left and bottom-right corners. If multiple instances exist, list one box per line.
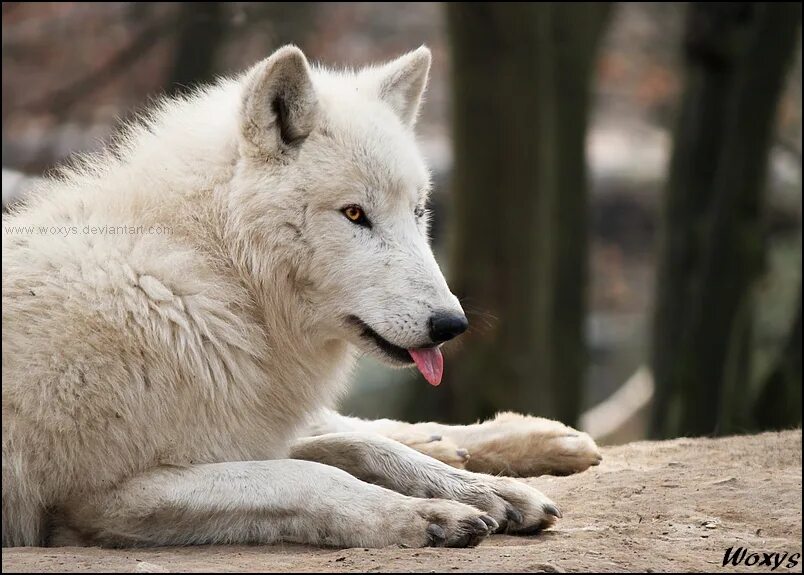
left=2, top=2, right=801, bottom=443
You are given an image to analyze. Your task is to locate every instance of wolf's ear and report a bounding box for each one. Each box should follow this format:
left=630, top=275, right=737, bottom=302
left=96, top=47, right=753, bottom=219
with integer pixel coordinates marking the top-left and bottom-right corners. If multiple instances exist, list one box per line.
left=371, top=46, right=431, bottom=128
left=241, top=45, right=318, bottom=157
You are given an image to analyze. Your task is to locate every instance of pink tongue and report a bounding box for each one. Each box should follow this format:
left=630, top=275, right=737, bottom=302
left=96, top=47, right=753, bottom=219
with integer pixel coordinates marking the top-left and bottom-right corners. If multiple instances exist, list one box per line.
left=408, top=347, right=444, bottom=387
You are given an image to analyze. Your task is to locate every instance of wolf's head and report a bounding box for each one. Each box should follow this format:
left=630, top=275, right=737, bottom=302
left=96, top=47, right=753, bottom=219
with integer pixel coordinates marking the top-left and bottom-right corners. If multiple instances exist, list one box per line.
left=230, top=46, right=465, bottom=386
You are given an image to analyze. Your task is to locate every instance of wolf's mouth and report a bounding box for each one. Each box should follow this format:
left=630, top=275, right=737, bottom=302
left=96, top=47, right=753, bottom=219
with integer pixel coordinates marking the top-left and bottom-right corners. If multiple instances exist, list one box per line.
left=345, top=315, right=415, bottom=364
left=345, top=315, right=446, bottom=386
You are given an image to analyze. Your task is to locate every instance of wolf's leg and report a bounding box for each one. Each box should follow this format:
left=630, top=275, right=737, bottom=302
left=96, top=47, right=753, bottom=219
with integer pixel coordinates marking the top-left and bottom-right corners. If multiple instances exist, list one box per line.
left=57, top=460, right=495, bottom=548
left=307, top=409, right=602, bottom=477
left=306, top=409, right=471, bottom=468
left=290, top=432, right=560, bottom=534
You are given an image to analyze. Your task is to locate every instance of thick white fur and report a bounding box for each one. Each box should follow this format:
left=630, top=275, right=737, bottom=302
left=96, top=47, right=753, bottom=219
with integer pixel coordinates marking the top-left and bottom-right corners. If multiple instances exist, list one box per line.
left=2, top=46, right=598, bottom=549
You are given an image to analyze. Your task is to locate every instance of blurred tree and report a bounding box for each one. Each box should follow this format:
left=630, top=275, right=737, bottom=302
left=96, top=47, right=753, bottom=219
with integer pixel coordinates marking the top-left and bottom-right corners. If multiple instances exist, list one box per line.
left=26, top=4, right=173, bottom=116
left=421, top=3, right=610, bottom=425
left=257, top=3, right=315, bottom=47
left=651, top=3, right=801, bottom=438
left=166, top=3, right=317, bottom=96
left=167, top=3, right=226, bottom=96
left=753, top=295, right=802, bottom=430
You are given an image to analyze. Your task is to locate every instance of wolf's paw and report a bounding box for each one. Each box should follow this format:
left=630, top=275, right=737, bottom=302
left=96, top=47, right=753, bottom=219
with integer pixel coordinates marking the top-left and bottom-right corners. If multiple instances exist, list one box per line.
left=389, top=432, right=470, bottom=469
left=541, top=430, right=603, bottom=476
left=463, top=412, right=602, bottom=477
left=402, top=499, right=495, bottom=548
left=450, top=475, right=561, bottom=534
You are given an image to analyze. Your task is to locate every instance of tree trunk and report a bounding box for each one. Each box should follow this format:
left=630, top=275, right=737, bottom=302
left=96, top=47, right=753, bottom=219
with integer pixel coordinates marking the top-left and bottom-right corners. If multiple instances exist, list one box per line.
left=753, top=293, right=802, bottom=430
left=167, top=2, right=226, bottom=96
left=421, top=3, right=608, bottom=425
left=541, top=3, right=612, bottom=424
left=651, top=3, right=800, bottom=438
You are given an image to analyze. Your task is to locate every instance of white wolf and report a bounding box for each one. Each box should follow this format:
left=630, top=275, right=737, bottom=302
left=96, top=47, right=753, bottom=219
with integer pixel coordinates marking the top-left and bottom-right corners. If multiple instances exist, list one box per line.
left=2, top=46, right=601, bottom=549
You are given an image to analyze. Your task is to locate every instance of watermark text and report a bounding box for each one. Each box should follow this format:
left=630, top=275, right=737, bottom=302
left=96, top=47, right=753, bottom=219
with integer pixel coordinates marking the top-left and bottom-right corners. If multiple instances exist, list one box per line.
left=4, top=224, right=173, bottom=237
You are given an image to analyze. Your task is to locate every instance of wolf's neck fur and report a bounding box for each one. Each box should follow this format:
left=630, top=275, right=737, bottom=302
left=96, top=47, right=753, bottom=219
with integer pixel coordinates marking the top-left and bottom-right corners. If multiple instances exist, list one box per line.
left=31, top=79, right=358, bottom=413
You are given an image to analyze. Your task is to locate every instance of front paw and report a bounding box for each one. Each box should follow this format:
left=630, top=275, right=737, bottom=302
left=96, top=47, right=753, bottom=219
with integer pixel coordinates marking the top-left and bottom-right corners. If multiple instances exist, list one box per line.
left=402, top=499, right=496, bottom=548
left=541, top=429, right=603, bottom=476
left=455, top=475, right=561, bottom=534
left=389, top=432, right=470, bottom=469
left=465, top=412, right=602, bottom=477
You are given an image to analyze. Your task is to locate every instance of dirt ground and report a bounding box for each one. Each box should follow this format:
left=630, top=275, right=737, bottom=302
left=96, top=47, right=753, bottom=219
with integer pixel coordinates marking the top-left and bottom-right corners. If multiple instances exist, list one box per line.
left=3, top=429, right=801, bottom=573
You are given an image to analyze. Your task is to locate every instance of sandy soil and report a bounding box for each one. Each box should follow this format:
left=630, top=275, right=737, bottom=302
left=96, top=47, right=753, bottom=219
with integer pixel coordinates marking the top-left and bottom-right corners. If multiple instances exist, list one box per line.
left=3, top=429, right=801, bottom=573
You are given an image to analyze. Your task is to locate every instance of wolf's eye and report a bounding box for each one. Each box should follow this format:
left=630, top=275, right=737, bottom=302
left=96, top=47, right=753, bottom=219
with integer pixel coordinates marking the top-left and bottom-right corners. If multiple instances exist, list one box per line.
left=342, top=205, right=370, bottom=228
left=414, top=205, right=426, bottom=219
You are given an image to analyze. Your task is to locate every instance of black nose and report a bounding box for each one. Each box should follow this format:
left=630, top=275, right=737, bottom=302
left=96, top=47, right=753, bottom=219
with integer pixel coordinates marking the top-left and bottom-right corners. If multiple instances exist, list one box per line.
left=428, top=311, right=469, bottom=343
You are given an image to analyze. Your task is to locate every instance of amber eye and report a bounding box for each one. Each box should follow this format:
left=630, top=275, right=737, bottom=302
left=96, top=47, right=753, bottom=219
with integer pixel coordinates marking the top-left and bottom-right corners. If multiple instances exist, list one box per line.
left=341, top=205, right=370, bottom=227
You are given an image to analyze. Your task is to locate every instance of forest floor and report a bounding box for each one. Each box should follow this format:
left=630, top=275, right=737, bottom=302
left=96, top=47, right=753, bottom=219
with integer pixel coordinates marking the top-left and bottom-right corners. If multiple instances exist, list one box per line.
left=3, top=429, right=801, bottom=573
